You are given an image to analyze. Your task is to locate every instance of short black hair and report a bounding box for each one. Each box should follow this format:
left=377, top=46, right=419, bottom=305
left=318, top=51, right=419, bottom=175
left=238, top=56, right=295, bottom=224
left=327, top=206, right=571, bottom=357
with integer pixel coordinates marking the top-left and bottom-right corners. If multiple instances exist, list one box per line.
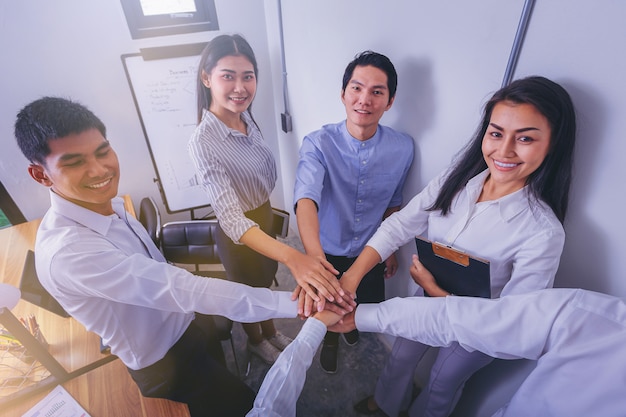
left=15, top=96, right=106, bottom=164
left=342, top=50, right=398, bottom=103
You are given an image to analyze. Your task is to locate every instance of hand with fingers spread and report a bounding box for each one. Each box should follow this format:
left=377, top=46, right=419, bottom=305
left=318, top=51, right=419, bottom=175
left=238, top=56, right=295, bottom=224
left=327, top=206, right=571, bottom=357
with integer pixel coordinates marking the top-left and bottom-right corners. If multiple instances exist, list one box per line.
left=286, top=252, right=343, bottom=305
left=293, top=282, right=356, bottom=318
left=236, top=226, right=345, bottom=305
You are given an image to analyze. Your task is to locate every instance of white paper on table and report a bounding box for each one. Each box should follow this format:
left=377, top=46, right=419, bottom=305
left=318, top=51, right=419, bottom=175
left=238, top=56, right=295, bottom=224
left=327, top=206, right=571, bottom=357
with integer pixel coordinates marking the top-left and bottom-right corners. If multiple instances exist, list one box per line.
left=21, top=384, right=91, bottom=417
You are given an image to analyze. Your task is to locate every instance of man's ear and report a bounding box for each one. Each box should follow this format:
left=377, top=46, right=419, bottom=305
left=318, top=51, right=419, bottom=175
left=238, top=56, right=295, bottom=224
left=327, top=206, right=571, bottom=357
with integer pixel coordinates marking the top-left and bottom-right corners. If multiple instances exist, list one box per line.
left=28, top=164, right=53, bottom=187
left=385, top=95, right=396, bottom=111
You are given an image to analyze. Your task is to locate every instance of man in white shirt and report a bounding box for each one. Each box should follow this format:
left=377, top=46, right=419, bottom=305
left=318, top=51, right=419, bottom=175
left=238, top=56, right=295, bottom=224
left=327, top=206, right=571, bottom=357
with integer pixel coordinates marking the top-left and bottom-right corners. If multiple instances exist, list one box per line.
left=14, top=96, right=351, bottom=417
left=251, top=288, right=626, bottom=417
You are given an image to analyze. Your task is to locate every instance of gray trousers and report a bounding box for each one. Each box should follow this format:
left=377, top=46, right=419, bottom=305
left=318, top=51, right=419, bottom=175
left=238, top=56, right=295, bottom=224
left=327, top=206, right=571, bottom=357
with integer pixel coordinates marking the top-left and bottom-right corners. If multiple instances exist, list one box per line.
left=374, top=337, right=493, bottom=417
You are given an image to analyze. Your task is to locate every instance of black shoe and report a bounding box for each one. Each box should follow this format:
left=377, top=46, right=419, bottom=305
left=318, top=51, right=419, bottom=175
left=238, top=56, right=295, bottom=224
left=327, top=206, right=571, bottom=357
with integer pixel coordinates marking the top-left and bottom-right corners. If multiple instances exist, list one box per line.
left=320, top=342, right=338, bottom=373
left=342, top=329, right=359, bottom=346
left=354, top=396, right=385, bottom=415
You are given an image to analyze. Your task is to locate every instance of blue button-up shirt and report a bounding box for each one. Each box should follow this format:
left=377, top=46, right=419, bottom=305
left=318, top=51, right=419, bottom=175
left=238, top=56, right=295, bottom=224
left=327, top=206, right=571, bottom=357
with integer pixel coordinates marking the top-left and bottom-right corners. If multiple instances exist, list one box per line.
left=294, top=121, right=414, bottom=258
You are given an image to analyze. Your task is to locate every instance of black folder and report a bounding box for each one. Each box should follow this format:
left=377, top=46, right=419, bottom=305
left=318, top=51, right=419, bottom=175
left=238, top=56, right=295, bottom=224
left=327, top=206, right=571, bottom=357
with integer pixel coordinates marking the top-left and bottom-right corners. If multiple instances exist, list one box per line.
left=414, top=236, right=491, bottom=298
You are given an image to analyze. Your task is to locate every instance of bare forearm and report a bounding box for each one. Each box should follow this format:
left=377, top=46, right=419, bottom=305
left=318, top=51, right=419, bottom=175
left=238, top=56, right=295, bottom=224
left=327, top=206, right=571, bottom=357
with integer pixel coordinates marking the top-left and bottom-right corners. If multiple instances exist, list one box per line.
left=295, top=198, right=325, bottom=258
left=239, top=226, right=298, bottom=265
left=420, top=282, right=450, bottom=297
left=340, top=246, right=382, bottom=293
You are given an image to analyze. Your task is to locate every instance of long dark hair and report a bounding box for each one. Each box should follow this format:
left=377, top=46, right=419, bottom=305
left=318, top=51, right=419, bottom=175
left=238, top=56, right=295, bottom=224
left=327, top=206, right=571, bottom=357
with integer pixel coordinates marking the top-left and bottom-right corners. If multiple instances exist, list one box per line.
left=196, top=34, right=258, bottom=123
left=429, top=76, right=576, bottom=224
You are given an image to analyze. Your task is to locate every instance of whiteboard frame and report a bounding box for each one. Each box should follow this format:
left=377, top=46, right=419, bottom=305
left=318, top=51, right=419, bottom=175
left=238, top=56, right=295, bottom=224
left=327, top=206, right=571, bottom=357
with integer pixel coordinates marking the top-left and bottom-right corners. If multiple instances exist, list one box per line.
left=121, top=43, right=211, bottom=214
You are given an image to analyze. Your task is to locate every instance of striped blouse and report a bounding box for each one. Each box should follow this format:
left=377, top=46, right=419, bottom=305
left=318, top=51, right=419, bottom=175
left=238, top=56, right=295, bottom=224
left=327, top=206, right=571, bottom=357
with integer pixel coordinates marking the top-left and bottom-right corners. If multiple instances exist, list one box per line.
left=188, top=109, right=277, bottom=243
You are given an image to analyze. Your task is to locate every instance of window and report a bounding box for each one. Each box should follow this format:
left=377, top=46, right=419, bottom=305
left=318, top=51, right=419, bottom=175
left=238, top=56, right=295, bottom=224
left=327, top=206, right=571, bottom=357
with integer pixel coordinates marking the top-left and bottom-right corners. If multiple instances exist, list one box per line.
left=0, top=182, right=26, bottom=229
left=120, top=0, right=219, bottom=39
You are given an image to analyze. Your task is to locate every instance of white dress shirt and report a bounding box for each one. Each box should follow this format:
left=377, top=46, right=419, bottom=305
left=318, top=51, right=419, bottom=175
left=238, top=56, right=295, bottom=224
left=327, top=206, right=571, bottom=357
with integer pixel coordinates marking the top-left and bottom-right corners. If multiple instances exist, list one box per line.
left=247, top=317, right=326, bottom=417
left=356, top=289, right=626, bottom=417
left=35, top=191, right=297, bottom=370
left=367, top=169, right=565, bottom=297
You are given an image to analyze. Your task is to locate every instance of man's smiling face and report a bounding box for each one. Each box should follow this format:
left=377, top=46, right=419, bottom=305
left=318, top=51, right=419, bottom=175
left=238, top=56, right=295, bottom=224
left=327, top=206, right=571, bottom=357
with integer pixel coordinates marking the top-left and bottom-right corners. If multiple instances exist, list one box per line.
left=29, top=128, right=120, bottom=215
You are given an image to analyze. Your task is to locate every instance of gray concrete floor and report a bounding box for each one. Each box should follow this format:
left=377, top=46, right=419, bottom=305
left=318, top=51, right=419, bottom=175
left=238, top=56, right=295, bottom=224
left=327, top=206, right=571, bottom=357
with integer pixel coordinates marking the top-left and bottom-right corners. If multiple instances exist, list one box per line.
left=221, top=235, right=391, bottom=416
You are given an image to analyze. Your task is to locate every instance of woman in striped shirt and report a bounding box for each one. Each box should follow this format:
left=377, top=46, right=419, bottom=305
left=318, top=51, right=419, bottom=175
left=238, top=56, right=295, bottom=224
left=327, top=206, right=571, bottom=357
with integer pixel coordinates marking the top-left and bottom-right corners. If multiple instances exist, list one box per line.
left=188, top=34, right=350, bottom=364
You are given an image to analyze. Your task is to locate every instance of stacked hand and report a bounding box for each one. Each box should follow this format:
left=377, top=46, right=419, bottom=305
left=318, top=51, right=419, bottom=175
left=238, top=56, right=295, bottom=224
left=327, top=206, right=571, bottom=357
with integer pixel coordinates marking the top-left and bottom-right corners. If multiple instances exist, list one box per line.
left=288, top=253, right=355, bottom=317
left=293, top=251, right=400, bottom=317
left=287, top=252, right=343, bottom=305
left=307, top=254, right=445, bottom=334
left=307, top=254, right=444, bottom=335
left=292, top=282, right=356, bottom=318
left=312, top=308, right=357, bottom=334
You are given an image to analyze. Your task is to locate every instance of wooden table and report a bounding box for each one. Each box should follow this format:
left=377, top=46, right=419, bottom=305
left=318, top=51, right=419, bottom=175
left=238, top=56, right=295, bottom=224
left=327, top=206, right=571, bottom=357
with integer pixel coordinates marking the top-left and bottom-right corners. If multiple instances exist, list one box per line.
left=1, top=206, right=189, bottom=416
left=0, top=219, right=115, bottom=377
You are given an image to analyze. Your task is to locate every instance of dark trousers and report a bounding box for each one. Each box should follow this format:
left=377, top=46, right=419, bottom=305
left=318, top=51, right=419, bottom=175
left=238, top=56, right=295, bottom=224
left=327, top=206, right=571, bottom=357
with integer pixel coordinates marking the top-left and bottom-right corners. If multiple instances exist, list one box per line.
left=127, top=314, right=254, bottom=417
left=215, top=201, right=278, bottom=288
left=325, top=254, right=386, bottom=344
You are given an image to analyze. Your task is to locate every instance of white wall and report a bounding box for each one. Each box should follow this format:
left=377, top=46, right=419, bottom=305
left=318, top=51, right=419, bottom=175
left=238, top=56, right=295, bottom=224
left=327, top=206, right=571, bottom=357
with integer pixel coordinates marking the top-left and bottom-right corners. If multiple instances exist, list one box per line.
left=513, top=0, right=626, bottom=296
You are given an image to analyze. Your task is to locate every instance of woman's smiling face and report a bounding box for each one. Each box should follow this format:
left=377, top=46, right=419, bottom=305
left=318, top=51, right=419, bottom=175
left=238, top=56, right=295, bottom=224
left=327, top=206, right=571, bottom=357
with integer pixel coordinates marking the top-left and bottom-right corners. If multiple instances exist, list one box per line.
left=203, top=54, right=257, bottom=119
left=481, top=101, right=552, bottom=197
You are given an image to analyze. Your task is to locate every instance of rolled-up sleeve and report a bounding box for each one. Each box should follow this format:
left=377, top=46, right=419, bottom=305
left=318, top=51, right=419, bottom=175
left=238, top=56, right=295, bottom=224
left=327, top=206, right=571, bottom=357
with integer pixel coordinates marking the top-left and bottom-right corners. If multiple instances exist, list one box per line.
left=293, top=135, right=326, bottom=208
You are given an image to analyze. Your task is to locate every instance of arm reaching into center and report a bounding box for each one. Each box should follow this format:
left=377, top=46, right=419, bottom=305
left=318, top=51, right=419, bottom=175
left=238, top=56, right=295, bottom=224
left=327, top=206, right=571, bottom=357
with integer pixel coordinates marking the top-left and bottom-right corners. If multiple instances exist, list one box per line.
left=239, top=225, right=343, bottom=304
left=247, top=310, right=346, bottom=416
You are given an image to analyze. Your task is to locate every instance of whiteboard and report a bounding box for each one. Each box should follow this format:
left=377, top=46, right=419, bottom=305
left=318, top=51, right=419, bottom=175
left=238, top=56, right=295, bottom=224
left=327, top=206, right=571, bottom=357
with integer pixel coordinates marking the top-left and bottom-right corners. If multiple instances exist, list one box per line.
left=122, top=43, right=211, bottom=213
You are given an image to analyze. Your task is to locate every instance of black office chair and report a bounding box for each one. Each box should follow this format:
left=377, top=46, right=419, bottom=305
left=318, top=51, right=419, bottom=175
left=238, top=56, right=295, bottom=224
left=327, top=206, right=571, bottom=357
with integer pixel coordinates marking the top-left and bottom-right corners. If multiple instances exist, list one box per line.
left=138, top=197, right=161, bottom=246
left=159, top=219, right=243, bottom=376
left=160, top=220, right=226, bottom=277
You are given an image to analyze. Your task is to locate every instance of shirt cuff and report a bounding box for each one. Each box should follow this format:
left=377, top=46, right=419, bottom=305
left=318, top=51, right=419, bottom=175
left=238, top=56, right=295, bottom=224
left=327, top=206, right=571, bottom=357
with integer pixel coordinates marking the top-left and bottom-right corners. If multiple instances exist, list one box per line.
left=298, top=317, right=327, bottom=347
left=366, top=238, right=393, bottom=264
left=275, top=291, right=299, bottom=318
left=354, top=303, right=381, bottom=333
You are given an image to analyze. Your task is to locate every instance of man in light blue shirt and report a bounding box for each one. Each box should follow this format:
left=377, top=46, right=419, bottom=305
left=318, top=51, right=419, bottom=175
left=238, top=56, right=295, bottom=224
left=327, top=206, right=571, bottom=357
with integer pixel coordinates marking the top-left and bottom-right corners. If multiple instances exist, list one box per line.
left=294, top=50, right=414, bottom=373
